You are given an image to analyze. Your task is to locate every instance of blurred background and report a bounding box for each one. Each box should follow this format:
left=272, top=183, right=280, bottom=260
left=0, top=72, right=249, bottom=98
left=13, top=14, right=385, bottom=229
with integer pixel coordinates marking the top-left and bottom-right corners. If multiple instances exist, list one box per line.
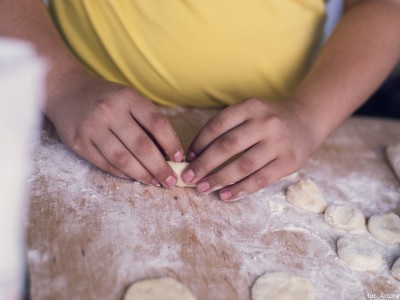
left=355, top=66, right=400, bottom=119
left=325, top=0, right=400, bottom=120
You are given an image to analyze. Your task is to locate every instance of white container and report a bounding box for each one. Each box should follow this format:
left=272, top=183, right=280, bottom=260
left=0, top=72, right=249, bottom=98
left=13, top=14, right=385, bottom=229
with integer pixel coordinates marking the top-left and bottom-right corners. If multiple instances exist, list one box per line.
left=0, top=39, right=46, bottom=300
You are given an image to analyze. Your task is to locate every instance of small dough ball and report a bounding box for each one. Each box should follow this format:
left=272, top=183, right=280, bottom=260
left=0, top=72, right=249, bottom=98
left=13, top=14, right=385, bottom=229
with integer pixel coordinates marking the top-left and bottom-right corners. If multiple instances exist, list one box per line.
left=386, top=143, right=400, bottom=181
left=251, top=271, right=315, bottom=300
left=124, top=277, right=196, bottom=300
left=368, top=213, right=400, bottom=244
left=286, top=179, right=327, bottom=213
left=391, top=257, right=400, bottom=280
left=337, top=234, right=384, bottom=271
left=167, top=161, right=196, bottom=188
left=324, top=205, right=365, bottom=231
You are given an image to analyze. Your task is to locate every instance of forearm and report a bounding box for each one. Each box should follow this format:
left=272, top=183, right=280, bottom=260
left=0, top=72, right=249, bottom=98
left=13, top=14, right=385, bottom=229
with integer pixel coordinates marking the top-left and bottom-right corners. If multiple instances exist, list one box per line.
left=0, top=0, right=86, bottom=110
left=291, top=0, right=400, bottom=146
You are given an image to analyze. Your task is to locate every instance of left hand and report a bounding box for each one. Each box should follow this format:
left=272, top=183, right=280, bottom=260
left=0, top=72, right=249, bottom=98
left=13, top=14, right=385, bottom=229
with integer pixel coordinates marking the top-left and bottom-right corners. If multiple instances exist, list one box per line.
left=182, top=97, right=318, bottom=201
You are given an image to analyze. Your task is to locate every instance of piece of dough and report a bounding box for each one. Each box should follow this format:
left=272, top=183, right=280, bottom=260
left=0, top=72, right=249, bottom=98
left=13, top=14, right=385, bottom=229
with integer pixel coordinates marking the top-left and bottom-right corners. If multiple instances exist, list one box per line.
left=324, top=205, right=365, bottom=231
left=386, top=143, right=400, bottom=181
left=251, top=271, right=315, bottom=300
left=367, top=213, right=400, bottom=244
left=124, top=277, right=196, bottom=300
left=337, top=234, right=384, bottom=271
left=391, top=257, right=400, bottom=280
left=167, top=161, right=196, bottom=188
left=285, top=179, right=327, bottom=213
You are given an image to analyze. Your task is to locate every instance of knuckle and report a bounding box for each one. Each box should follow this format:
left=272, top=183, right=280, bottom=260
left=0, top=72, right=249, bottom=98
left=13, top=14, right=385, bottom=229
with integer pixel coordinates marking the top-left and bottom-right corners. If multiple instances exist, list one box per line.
left=207, top=118, right=224, bottom=135
left=218, top=135, right=238, bottom=152
left=244, top=97, right=265, bottom=109
left=110, top=149, right=130, bottom=167
left=69, top=115, right=96, bottom=143
left=282, top=148, right=301, bottom=168
left=286, top=150, right=298, bottom=164
left=74, top=120, right=92, bottom=140
left=263, top=114, right=282, bottom=127
left=115, top=86, right=134, bottom=99
left=134, top=134, right=152, bottom=154
left=253, top=173, right=271, bottom=187
left=237, top=156, right=256, bottom=174
left=268, top=113, right=282, bottom=124
left=93, top=99, right=114, bottom=118
left=79, top=118, right=93, bottom=132
left=150, top=112, right=168, bottom=130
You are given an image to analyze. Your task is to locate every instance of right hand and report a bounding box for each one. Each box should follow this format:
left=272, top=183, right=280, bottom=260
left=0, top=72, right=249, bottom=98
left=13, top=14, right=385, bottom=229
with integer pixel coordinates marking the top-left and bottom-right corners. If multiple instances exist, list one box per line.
left=45, top=69, right=183, bottom=187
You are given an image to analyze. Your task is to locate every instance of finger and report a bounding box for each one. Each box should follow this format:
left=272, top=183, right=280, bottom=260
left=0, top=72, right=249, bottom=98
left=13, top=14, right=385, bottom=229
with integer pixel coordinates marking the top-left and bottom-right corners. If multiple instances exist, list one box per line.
left=186, top=104, right=249, bottom=161
left=92, top=130, right=154, bottom=184
left=182, top=122, right=261, bottom=185
left=79, top=140, right=129, bottom=178
left=195, top=142, right=275, bottom=194
left=111, top=114, right=177, bottom=187
left=129, top=99, right=183, bottom=162
left=218, top=159, right=290, bottom=202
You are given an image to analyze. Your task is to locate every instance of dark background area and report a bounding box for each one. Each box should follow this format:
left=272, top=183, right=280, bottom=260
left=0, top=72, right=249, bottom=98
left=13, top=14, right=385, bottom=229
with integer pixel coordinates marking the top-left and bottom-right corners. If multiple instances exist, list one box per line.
left=355, top=65, right=400, bottom=119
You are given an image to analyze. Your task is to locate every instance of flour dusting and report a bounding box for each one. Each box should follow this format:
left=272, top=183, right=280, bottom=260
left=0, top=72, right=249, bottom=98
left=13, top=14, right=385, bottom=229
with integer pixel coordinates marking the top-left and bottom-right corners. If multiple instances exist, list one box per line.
left=27, top=115, right=400, bottom=300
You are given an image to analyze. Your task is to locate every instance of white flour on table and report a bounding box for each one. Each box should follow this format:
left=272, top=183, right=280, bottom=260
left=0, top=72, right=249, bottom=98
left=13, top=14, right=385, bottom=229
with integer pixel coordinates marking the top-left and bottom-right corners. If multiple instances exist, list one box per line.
left=27, top=116, right=400, bottom=300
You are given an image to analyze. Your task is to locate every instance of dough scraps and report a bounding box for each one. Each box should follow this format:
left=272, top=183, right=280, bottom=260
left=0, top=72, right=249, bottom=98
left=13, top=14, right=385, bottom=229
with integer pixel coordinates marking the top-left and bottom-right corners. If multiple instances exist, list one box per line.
left=324, top=205, right=365, bottom=231
left=251, top=271, right=315, bottom=300
left=337, top=234, right=384, bottom=271
left=285, top=178, right=327, bottom=213
left=368, top=213, right=400, bottom=244
left=124, top=277, right=196, bottom=300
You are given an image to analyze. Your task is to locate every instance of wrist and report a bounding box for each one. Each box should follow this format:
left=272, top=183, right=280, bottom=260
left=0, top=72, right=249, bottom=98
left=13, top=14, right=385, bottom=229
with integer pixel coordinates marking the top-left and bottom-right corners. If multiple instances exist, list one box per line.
left=284, top=93, right=330, bottom=151
left=44, top=65, right=90, bottom=123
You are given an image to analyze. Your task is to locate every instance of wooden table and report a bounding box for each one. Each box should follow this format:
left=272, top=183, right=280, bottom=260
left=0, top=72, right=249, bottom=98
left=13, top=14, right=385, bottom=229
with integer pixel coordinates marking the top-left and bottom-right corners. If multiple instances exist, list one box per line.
left=27, top=109, right=400, bottom=300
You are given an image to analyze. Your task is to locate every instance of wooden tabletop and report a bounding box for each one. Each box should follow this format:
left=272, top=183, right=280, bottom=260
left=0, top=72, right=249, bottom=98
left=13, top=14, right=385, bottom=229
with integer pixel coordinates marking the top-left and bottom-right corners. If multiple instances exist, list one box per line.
left=27, top=108, right=400, bottom=300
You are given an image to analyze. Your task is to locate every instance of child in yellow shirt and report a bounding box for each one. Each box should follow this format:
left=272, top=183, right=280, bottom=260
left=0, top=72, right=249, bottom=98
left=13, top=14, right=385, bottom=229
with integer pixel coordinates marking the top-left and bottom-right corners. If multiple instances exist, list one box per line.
left=1, top=0, right=399, bottom=201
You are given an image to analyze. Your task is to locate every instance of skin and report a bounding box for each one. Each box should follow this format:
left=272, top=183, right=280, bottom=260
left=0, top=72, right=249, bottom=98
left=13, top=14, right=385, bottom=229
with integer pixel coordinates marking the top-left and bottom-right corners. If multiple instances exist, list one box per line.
left=0, top=0, right=183, bottom=188
left=182, top=0, right=400, bottom=201
left=1, top=0, right=399, bottom=200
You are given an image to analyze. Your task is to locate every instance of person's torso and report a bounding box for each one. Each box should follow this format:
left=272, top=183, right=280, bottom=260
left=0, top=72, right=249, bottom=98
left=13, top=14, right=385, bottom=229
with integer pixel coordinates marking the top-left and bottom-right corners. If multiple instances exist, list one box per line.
left=49, top=0, right=326, bottom=107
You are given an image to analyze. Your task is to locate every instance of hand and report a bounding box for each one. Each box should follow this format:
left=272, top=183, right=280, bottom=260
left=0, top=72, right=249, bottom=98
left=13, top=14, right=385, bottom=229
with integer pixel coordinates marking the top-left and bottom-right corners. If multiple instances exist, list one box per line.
left=45, top=69, right=183, bottom=187
left=182, top=97, right=318, bottom=201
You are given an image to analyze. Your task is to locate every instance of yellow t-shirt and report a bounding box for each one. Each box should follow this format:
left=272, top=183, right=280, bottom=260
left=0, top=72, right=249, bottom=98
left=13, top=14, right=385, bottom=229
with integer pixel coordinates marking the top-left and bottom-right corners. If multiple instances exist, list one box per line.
left=49, top=0, right=325, bottom=107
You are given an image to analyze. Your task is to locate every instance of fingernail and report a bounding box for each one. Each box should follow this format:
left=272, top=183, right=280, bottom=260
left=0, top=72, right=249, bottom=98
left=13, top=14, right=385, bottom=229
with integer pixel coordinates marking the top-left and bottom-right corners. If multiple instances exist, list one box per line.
left=187, top=152, right=197, bottom=161
left=173, top=151, right=183, bottom=162
left=165, top=175, right=176, bottom=187
left=220, top=190, right=233, bottom=201
left=152, top=178, right=161, bottom=187
left=197, top=181, right=211, bottom=193
left=182, top=169, right=195, bottom=183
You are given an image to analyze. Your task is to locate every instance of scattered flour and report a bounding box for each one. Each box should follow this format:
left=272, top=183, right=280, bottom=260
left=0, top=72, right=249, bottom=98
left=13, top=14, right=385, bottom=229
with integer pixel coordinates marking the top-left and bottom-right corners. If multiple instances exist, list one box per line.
left=27, top=115, right=400, bottom=300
